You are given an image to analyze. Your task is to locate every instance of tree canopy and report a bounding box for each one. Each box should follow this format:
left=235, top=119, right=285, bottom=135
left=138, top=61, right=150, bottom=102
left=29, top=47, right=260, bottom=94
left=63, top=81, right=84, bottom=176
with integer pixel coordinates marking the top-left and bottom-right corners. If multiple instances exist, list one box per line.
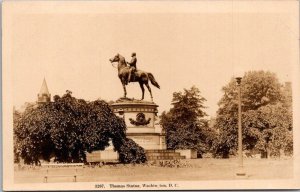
left=14, top=91, right=146, bottom=164
left=213, top=71, right=292, bottom=158
left=160, top=86, right=216, bottom=156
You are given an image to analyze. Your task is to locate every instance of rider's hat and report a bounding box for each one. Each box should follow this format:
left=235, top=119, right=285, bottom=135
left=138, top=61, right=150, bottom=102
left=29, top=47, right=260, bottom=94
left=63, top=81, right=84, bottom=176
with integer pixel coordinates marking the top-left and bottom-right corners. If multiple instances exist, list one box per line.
left=131, top=52, right=136, bottom=57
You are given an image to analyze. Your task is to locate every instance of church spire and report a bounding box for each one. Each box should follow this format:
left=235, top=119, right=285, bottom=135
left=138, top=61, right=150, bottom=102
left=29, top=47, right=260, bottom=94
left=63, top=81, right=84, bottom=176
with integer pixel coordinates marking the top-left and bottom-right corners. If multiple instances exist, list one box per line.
left=37, top=78, right=51, bottom=103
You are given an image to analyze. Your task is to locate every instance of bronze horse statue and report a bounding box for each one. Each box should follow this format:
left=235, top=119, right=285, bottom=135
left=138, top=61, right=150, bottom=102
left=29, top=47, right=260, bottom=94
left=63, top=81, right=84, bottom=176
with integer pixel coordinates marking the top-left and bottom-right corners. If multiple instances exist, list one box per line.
left=109, top=53, right=160, bottom=100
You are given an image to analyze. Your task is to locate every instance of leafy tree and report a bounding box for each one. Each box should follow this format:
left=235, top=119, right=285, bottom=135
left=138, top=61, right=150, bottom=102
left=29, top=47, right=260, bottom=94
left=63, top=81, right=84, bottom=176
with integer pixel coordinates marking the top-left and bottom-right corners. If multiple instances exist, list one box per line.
left=160, top=86, right=214, bottom=156
left=14, top=91, right=146, bottom=164
left=13, top=109, right=22, bottom=163
left=243, top=104, right=292, bottom=157
left=282, top=82, right=292, bottom=110
left=14, top=103, right=54, bottom=164
left=213, top=71, right=292, bottom=158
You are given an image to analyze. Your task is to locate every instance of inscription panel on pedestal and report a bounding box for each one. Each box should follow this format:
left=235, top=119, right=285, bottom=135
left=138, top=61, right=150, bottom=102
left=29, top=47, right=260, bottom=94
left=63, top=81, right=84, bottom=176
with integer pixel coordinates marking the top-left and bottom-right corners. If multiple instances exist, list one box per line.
left=129, top=135, right=159, bottom=145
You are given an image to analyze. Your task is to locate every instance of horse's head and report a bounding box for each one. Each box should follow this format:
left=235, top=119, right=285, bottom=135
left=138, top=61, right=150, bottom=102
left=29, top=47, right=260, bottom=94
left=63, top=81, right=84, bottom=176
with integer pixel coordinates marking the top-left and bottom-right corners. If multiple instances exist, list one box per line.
left=109, top=53, right=121, bottom=63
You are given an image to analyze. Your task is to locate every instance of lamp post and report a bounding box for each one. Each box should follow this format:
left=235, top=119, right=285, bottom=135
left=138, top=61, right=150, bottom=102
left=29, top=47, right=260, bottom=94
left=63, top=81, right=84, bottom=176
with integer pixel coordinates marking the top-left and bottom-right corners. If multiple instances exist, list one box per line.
left=235, top=77, right=246, bottom=177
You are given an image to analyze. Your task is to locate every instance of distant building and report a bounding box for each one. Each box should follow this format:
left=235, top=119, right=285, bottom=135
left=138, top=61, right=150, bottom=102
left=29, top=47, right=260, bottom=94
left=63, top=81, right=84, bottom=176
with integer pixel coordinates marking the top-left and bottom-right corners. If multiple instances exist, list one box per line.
left=37, top=78, right=51, bottom=103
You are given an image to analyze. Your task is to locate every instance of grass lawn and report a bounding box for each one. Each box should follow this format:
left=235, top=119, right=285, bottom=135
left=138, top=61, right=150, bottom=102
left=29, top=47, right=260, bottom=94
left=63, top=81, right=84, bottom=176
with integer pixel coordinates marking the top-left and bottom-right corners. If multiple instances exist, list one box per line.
left=14, top=157, right=293, bottom=183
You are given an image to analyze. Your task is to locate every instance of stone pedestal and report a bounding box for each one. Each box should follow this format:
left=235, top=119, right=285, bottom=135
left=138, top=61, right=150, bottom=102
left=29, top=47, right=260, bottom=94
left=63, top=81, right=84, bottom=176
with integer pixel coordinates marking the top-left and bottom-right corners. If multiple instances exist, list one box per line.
left=111, top=98, right=166, bottom=150
left=86, top=98, right=186, bottom=163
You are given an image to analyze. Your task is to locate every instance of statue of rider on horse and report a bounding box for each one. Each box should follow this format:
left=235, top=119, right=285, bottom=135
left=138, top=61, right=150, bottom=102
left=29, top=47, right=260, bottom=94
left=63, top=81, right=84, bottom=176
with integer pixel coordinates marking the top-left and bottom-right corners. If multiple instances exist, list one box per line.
left=127, top=52, right=137, bottom=84
left=109, top=53, right=160, bottom=101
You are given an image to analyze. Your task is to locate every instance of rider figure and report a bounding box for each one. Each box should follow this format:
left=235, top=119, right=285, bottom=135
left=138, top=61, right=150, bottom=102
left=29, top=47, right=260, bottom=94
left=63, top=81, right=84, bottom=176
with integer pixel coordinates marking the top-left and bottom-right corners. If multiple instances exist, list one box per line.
left=127, top=52, right=137, bottom=83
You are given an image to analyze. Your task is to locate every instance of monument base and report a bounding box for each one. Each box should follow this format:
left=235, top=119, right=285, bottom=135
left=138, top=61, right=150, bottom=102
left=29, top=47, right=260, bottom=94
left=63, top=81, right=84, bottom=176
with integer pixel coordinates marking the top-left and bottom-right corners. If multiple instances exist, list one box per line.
left=111, top=98, right=167, bottom=150
left=86, top=98, right=187, bottom=162
left=145, top=149, right=186, bottom=161
left=86, top=150, right=118, bottom=163
left=86, top=141, right=119, bottom=163
left=175, top=149, right=197, bottom=159
left=127, top=133, right=166, bottom=150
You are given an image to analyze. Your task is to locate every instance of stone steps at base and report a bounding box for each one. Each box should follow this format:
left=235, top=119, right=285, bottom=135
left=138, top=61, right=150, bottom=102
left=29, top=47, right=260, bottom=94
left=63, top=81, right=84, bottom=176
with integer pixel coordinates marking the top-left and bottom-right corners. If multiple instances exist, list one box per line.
left=145, top=153, right=182, bottom=157
left=147, top=156, right=186, bottom=160
left=146, top=149, right=175, bottom=153
left=145, top=149, right=185, bottom=160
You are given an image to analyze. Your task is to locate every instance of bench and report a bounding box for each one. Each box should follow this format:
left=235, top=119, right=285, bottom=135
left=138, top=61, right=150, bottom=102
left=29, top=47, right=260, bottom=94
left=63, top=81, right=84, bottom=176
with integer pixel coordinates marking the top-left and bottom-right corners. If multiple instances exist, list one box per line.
left=41, top=163, right=84, bottom=183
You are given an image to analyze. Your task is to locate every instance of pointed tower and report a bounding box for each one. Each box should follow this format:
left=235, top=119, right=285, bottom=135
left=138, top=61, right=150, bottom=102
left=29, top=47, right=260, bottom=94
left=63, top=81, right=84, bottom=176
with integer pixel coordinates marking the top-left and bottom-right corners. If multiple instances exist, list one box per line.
left=37, top=78, right=51, bottom=103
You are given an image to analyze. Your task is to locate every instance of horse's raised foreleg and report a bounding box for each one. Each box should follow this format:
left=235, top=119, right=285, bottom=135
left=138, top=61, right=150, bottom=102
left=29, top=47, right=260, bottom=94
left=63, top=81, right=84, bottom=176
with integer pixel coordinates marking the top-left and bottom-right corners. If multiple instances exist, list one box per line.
left=139, top=82, right=145, bottom=100
left=145, top=82, right=153, bottom=101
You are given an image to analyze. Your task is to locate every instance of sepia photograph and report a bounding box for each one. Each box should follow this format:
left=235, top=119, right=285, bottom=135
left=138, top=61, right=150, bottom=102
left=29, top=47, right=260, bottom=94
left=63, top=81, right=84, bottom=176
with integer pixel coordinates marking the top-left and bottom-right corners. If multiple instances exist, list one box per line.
left=2, top=0, right=300, bottom=190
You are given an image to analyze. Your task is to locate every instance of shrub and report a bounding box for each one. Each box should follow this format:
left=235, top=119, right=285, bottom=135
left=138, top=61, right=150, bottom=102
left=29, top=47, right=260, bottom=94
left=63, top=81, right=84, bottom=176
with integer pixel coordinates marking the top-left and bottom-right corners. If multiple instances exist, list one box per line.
left=117, top=138, right=147, bottom=164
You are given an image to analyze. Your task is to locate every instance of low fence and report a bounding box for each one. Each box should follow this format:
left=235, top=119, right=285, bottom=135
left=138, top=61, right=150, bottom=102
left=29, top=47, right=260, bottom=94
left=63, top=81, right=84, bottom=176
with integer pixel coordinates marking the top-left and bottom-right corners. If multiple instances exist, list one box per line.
left=41, top=163, right=84, bottom=183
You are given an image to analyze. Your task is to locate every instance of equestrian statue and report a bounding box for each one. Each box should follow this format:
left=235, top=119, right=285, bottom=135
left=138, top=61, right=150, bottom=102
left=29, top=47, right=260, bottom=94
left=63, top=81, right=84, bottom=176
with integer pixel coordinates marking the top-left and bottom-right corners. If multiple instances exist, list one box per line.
left=109, top=53, right=160, bottom=100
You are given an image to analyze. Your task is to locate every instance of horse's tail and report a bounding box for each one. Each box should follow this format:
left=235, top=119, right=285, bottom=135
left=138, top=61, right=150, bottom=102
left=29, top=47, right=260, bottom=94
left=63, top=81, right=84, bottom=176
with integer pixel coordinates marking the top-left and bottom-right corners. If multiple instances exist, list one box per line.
left=148, top=73, right=160, bottom=89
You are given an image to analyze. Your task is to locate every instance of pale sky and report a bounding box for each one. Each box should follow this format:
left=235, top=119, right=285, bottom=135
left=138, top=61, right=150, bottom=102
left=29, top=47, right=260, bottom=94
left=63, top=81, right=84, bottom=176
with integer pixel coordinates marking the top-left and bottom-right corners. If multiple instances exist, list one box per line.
left=5, top=1, right=298, bottom=117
